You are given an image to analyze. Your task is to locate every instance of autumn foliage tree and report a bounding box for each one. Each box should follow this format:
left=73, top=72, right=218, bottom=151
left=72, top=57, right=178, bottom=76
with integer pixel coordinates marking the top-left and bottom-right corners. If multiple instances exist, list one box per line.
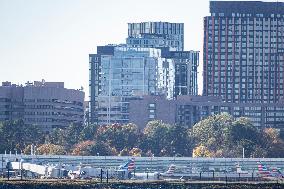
left=191, top=113, right=281, bottom=158
left=71, top=140, right=117, bottom=156
left=263, top=128, right=284, bottom=158
left=1, top=113, right=284, bottom=157
left=37, top=144, right=66, bottom=155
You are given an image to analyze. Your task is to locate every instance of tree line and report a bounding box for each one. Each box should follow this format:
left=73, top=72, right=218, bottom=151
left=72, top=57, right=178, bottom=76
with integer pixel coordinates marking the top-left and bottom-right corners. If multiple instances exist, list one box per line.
left=0, top=113, right=283, bottom=157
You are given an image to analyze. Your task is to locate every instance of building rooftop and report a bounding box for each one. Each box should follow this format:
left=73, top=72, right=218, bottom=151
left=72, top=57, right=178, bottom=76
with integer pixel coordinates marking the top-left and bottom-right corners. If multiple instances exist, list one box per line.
left=1, top=80, right=64, bottom=88
left=210, top=1, right=284, bottom=16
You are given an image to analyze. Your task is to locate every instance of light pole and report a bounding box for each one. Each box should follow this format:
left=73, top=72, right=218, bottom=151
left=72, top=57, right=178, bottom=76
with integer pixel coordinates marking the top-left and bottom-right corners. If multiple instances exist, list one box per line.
left=1, top=156, right=3, bottom=178
left=20, top=159, right=24, bottom=180
left=173, top=150, right=176, bottom=164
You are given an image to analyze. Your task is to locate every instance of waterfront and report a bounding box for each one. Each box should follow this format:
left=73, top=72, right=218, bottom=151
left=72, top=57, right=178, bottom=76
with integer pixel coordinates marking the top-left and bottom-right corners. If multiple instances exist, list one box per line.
left=0, top=179, right=284, bottom=189
left=2, top=154, right=284, bottom=173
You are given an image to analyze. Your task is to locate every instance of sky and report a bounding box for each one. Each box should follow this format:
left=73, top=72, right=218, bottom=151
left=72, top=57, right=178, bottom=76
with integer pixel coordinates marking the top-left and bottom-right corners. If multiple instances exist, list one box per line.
left=0, top=0, right=279, bottom=100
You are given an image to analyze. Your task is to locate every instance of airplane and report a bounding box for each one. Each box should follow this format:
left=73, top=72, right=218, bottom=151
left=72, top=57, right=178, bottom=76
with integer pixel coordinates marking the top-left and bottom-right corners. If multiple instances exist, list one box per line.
left=68, top=170, right=86, bottom=179
left=257, top=162, right=284, bottom=180
left=236, top=163, right=249, bottom=174
left=69, top=161, right=125, bottom=180
left=116, top=158, right=136, bottom=179
left=131, top=164, right=177, bottom=180
left=118, top=158, right=135, bottom=172
left=67, top=158, right=136, bottom=180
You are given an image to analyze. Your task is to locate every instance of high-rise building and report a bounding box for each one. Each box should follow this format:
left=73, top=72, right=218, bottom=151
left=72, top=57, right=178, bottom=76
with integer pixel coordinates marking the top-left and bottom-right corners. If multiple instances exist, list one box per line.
left=89, top=22, right=199, bottom=125
left=162, top=48, right=199, bottom=96
left=89, top=45, right=175, bottom=125
left=0, top=80, right=85, bottom=131
left=203, top=1, right=284, bottom=103
left=127, top=22, right=184, bottom=51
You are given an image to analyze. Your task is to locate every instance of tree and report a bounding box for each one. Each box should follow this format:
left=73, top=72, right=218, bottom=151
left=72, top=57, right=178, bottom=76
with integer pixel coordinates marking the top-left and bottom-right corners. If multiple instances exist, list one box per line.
left=129, top=147, right=142, bottom=157
left=64, top=123, right=82, bottom=148
left=191, top=113, right=233, bottom=155
left=0, top=120, right=44, bottom=153
left=79, top=124, right=98, bottom=141
left=263, top=128, right=284, bottom=158
left=141, top=120, right=171, bottom=156
left=49, top=128, right=65, bottom=145
left=119, top=147, right=129, bottom=156
left=49, top=123, right=83, bottom=150
left=192, top=145, right=211, bottom=157
left=191, top=114, right=268, bottom=158
left=23, top=145, right=32, bottom=155
left=37, top=144, right=66, bottom=155
left=71, top=140, right=117, bottom=156
left=96, top=123, right=140, bottom=151
left=167, top=124, right=193, bottom=156
left=230, top=117, right=260, bottom=145
left=71, top=140, right=94, bottom=156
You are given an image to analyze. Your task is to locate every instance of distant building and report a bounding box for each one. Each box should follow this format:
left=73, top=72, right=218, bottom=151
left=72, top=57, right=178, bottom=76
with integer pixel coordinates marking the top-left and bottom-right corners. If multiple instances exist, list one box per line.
left=129, top=95, right=284, bottom=133
left=162, top=48, right=199, bottom=96
left=127, top=22, right=184, bottom=51
left=203, top=1, right=284, bottom=103
left=89, top=21, right=199, bottom=125
left=0, top=80, right=84, bottom=131
left=84, top=101, right=90, bottom=125
left=89, top=46, right=175, bottom=125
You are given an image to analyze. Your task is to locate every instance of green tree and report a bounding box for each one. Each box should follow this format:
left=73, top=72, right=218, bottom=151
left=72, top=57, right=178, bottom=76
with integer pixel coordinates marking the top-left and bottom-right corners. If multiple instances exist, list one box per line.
left=49, top=123, right=83, bottom=150
left=230, top=117, right=260, bottom=144
left=49, top=128, right=65, bottom=145
left=141, top=120, right=171, bottom=156
left=0, top=120, right=44, bottom=153
left=64, top=123, right=82, bottom=147
left=167, top=124, right=193, bottom=156
left=228, top=117, right=266, bottom=157
left=96, top=123, right=140, bottom=151
left=191, top=113, right=268, bottom=158
left=79, top=124, right=98, bottom=141
left=191, top=113, right=233, bottom=155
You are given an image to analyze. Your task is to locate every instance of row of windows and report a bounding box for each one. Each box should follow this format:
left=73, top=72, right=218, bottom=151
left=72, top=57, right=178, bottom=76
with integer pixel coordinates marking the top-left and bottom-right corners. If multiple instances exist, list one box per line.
left=0, top=98, right=11, bottom=102
left=209, top=15, right=284, bottom=23
left=24, top=99, right=83, bottom=106
left=24, top=118, right=82, bottom=123
left=24, top=105, right=83, bottom=112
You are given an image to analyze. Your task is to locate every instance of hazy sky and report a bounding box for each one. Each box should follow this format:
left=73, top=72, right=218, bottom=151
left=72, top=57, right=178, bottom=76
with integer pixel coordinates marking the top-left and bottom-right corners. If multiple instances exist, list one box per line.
left=0, top=0, right=279, bottom=99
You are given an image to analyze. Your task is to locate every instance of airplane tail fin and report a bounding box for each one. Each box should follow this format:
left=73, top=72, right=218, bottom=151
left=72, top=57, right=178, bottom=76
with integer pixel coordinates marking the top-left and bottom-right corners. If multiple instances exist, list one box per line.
left=164, top=164, right=176, bottom=175
left=236, top=164, right=242, bottom=173
left=257, top=162, right=268, bottom=172
left=119, top=158, right=135, bottom=172
left=127, top=158, right=135, bottom=172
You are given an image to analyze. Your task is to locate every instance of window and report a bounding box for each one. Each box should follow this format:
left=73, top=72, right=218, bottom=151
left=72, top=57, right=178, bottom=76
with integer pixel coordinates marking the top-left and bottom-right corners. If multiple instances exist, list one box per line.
left=149, top=114, right=155, bottom=119
left=149, top=103, right=155, bottom=108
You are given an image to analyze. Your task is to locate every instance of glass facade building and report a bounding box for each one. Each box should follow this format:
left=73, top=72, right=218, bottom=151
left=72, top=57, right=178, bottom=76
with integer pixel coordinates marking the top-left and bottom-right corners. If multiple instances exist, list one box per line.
left=89, top=22, right=199, bottom=125
left=89, top=46, right=175, bottom=125
left=203, top=1, right=284, bottom=103
left=162, top=49, right=199, bottom=96
left=127, top=22, right=184, bottom=51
